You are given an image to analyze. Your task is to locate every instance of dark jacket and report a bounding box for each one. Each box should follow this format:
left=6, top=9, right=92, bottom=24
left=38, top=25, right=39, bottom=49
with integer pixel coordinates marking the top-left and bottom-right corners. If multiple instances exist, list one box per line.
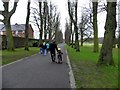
left=49, top=42, right=58, bottom=53
left=40, top=42, right=46, bottom=49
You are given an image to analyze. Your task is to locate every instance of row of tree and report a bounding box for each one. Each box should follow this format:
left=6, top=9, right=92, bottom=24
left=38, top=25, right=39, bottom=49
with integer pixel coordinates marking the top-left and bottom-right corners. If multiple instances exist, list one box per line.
left=31, top=1, right=63, bottom=44
left=65, top=0, right=118, bottom=66
left=0, top=0, right=63, bottom=51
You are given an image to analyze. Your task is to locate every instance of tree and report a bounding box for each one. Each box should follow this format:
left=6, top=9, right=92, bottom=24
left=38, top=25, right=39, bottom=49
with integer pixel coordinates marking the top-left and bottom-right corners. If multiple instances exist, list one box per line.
left=98, top=0, right=117, bottom=66
left=43, top=1, right=47, bottom=40
left=92, top=0, right=99, bottom=52
left=68, top=0, right=80, bottom=51
left=65, top=20, right=70, bottom=44
left=79, top=12, right=93, bottom=46
left=31, top=1, right=58, bottom=42
left=39, top=1, right=43, bottom=43
left=0, top=0, right=19, bottom=51
left=48, top=2, right=52, bottom=41
left=54, top=13, right=61, bottom=41
left=31, top=1, right=43, bottom=44
left=56, top=30, right=63, bottom=43
left=69, top=5, right=73, bottom=46
left=24, top=1, right=31, bottom=51
left=82, top=0, right=107, bottom=52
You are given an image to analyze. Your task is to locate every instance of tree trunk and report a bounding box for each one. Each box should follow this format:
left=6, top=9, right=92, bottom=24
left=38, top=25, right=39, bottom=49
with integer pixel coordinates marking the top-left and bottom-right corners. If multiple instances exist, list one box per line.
left=98, top=1, right=117, bottom=66
left=39, top=2, right=43, bottom=43
left=48, top=2, right=52, bottom=41
left=69, top=7, right=73, bottom=45
left=68, top=0, right=79, bottom=51
left=93, top=1, right=99, bottom=53
left=70, top=19, right=72, bottom=46
left=1, top=1, right=18, bottom=51
left=71, top=32, right=74, bottom=48
left=5, top=18, right=14, bottom=51
left=75, top=0, right=79, bottom=51
left=43, top=2, right=47, bottom=40
left=24, top=2, right=30, bottom=51
left=81, top=29, right=83, bottom=46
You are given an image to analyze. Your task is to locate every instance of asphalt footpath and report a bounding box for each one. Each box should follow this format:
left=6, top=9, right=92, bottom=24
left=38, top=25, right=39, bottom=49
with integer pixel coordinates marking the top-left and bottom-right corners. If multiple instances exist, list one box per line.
left=2, top=43, right=74, bottom=89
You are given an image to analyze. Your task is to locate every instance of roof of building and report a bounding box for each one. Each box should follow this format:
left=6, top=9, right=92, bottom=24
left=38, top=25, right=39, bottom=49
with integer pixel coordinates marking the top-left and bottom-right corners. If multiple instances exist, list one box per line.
left=0, top=23, right=34, bottom=32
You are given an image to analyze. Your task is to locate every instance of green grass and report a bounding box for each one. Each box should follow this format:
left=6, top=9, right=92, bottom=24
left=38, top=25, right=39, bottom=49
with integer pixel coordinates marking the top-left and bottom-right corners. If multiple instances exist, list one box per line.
left=0, top=47, right=40, bottom=66
left=66, top=45, right=118, bottom=88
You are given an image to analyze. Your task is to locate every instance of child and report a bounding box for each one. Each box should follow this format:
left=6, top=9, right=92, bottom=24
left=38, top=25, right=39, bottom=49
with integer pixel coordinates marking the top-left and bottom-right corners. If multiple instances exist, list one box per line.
left=42, top=41, right=47, bottom=56
left=57, top=48, right=63, bottom=64
left=39, top=43, right=43, bottom=54
left=46, top=41, right=50, bottom=53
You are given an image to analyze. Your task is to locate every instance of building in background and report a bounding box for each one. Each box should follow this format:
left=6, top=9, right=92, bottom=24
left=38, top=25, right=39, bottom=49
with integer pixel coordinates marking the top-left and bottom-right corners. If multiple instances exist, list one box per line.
left=0, top=23, right=34, bottom=39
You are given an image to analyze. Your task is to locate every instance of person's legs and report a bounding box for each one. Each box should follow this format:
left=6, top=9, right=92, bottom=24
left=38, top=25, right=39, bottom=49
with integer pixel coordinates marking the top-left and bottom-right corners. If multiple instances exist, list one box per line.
left=40, top=47, right=43, bottom=54
left=59, top=55, right=62, bottom=63
left=57, top=55, right=62, bottom=64
left=50, top=52, right=55, bottom=62
left=44, top=49, right=46, bottom=56
left=47, top=48, right=49, bottom=53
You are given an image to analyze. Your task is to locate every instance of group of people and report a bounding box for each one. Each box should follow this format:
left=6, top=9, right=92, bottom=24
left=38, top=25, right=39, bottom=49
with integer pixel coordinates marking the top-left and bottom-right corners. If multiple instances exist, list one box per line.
left=39, top=40, right=63, bottom=64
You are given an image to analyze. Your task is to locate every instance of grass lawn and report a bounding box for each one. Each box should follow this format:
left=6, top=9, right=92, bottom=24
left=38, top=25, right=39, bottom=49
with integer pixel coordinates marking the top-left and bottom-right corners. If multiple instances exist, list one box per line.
left=66, top=45, right=118, bottom=88
left=0, top=47, right=40, bottom=66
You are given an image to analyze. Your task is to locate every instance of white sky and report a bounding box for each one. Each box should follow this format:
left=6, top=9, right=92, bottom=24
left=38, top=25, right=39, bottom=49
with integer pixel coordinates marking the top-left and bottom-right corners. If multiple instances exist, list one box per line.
left=0, top=0, right=117, bottom=39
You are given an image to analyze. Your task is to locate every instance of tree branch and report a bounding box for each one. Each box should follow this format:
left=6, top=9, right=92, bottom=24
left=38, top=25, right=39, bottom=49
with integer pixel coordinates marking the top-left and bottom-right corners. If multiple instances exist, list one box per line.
left=0, top=19, right=4, bottom=23
left=31, top=7, right=39, bottom=15
left=9, top=1, right=19, bottom=17
left=68, top=1, right=75, bottom=25
left=0, top=11, right=3, bottom=15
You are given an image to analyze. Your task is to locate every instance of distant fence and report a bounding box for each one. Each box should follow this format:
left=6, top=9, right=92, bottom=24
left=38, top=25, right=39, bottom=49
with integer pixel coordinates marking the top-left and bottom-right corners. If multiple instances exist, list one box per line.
left=0, top=35, right=39, bottom=50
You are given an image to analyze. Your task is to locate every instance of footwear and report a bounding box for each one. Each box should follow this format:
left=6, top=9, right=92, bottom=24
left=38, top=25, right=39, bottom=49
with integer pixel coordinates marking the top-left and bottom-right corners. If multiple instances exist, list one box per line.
left=52, top=60, right=55, bottom=62
left=58, top=62, right=60, bottom=64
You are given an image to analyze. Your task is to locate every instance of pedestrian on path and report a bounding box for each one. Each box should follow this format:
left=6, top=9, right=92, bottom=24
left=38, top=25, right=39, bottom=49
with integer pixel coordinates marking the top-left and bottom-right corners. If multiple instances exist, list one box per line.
left=42, top=40, right=47, bottom=56
left=49, top=40, right=58, bottom=62
left=39, top=43, right=43, bottom=54
left=57, top=47, right=63, bottom=64
left=46, top=41, right=50, bottom=53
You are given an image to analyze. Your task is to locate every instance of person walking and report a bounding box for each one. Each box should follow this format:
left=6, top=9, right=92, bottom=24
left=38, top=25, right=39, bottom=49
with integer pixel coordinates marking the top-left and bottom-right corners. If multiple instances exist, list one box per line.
left=46, top=41, right=50, bottom=53
left=57, top=48, right=63, bottom=64
left=42, top=40, right=47, bottom=56
left=39, top=43, right=43, bottom=54
left=49, top=40, right=58, bottom=62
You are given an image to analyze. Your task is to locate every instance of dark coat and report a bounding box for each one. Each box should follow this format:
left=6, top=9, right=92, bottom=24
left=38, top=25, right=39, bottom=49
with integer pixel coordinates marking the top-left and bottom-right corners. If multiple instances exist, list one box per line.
left=49, top=43, right=58, bottom=53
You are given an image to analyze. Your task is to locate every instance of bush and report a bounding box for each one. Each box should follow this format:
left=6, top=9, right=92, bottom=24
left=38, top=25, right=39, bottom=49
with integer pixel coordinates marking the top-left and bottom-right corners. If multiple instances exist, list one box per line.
left=32, top=42, right=38, bottom=47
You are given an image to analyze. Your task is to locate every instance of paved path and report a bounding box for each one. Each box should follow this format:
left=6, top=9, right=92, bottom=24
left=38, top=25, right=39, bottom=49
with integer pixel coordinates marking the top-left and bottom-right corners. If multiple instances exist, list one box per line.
left=2, top=43, right=71, bottom=88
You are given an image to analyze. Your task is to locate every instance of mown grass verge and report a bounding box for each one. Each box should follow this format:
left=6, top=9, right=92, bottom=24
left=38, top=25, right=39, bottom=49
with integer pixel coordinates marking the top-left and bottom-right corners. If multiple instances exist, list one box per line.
left=0, top=47, right=40, bottom=66
left=66, top=45, right=118, bottom=88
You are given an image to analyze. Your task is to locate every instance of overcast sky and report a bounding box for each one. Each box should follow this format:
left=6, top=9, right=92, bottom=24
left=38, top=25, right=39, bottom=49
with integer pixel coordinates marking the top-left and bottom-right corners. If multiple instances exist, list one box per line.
left=0, top=0, right=117, bottom=39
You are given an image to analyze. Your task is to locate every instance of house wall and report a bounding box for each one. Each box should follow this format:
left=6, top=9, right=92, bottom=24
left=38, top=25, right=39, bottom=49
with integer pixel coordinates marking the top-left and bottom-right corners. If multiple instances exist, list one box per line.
left=28, top=25, right=34, bottom=39
left=0, top=35, right=38, bottom=50
left=0, top=26, right=34, bottom=39
left=3, top=31, right=6, bottom=35
left=18, top=31, right=25, bottom=38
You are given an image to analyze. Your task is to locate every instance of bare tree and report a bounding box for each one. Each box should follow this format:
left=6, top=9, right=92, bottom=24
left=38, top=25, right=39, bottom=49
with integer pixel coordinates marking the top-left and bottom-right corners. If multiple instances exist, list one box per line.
left=68, top=0, right=80, bottom=51
left=69, top=5, right=74, bottom=46
left=98, top=0, right=117, bottom=66
left=25, top=1, right=31, bottom=51
left=54, top=13, right=61, bottom=41
left=39, top=2, right=43, bottom=43
left=118, top=1, right=120, bottom=50
left=92, top=0, right=99, bottom=52
left=48, top=2, right=52, bottom=41
left=31, top=1, right=58, bottom=42
left=0, top=0, right=19, bottom=51
left=31, top=1, right=43, bottom=44
left=65, top=20, right=70, bottom=44
left=56, top=30, right=63, bottom=43
left=43, top=1, right=47, bottom=40
left=79, top=12, right=93, bottom=46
